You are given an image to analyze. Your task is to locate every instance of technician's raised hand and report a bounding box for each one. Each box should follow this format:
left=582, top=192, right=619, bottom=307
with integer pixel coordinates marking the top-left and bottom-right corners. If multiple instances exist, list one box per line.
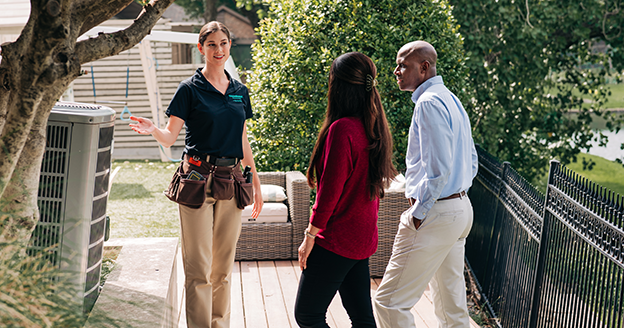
left=129, top=116, right=156, bottom=134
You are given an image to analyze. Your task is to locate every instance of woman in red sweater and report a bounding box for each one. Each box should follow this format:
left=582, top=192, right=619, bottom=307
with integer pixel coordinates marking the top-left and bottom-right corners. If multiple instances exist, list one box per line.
left=294, top=52, right=397, bottom=327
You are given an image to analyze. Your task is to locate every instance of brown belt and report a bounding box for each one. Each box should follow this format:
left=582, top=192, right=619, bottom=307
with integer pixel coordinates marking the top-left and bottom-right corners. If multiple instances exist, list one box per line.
left=409, top=191, right=466, bottom=205
left=439, top=191, right=466, bottom=201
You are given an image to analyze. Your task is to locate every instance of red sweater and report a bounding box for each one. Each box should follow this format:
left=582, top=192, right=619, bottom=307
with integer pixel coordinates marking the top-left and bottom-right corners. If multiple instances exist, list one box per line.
left=310, top=117, right=379, bottom=260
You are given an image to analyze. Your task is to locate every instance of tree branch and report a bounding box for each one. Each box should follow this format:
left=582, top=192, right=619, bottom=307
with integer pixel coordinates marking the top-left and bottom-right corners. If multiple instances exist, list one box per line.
left=525, top=0, right=533, bottom=28
left=602, top=3, right=622, bottom=40
left=74, top=0, right=134, bottom=36
left=74, top=0, right=175, bottom=64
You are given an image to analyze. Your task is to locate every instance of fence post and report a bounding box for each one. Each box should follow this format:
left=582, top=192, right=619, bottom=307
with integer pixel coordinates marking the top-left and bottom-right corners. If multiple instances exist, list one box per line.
left=501, top=162, right=510, bottom=194
left=528, top=159, right=559, bottom=328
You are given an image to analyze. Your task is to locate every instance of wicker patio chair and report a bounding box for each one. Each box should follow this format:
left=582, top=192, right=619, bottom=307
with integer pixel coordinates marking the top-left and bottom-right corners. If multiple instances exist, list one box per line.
left=235, top=171, right=310, bottom=260
left=369, top=188, right=410, bottom=277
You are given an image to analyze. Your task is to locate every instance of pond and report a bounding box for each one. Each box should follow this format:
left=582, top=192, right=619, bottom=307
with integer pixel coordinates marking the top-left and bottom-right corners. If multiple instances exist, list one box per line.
left=569, top=109, right=624, bottom=161
left=588, top=129, right=624, bottom=161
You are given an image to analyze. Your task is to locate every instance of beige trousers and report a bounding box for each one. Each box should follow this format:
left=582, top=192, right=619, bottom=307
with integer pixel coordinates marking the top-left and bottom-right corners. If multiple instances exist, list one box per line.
left=374, top=196, right=473, bottom=328
left=179, top=174, right=242, bottom=328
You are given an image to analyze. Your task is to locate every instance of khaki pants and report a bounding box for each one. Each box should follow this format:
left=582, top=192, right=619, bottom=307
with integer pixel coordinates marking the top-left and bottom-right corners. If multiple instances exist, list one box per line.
left=179, top=174, right=242, bottom=328
left=374, top=196, right=473, bottom=328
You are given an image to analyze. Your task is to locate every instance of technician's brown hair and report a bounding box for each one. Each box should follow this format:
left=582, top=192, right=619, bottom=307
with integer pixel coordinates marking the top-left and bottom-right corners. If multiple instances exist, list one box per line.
left=307, top=52, right=397, bottom=199
left=198, top=21, right=231, bottom=45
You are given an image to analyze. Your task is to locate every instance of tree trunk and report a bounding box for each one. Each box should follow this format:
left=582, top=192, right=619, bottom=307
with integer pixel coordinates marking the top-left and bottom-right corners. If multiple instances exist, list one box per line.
left=203, top=0, right=218, bottom=23
left=0, top=0, right=175, bottom=261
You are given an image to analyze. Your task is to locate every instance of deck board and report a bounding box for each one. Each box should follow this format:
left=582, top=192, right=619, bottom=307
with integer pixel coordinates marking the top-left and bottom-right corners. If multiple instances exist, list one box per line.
left=231, top=262, right=245, bottom=328
left=240, top=261, right=268, bottom=328
left=274, top=261, right=300, bottom=327
left=258, top=261, right=291, bottom=327
left=179, top=260, right=480, bottom=327
left=415, top=290, right=439, bottom=327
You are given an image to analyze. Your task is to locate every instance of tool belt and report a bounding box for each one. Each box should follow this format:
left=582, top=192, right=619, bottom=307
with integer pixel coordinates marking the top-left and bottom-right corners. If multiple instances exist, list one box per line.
left=164, top=154, right=253, bottom=209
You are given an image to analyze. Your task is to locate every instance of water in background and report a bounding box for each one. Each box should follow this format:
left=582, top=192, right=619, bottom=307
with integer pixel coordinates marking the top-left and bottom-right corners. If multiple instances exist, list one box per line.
left=589, top=129, right=624, bottom=161
left=569, top=110, right=624, bottom=161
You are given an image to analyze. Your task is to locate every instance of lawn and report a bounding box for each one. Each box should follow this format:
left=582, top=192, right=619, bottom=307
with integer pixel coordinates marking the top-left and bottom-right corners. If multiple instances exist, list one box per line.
left=534, top=153, right=624, bottom=196
left=605, top=83, right=624, bottom=108
left=107, top=160, right=180, bottom=238
left=593, top=83, right=624, bottom=108
left=545, top=73, right=624, bottom=108
left=566, top=153, right=624, bottom=195
left=548, top=83, right=624, bottom=109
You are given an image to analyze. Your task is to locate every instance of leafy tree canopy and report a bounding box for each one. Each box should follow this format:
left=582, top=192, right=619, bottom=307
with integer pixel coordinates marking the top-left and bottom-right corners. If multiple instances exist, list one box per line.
left=449, top=0, right=624, bottom=181
left=176, top=0, right=268, bottom=28
left=249, top=0, right=467, bottom=172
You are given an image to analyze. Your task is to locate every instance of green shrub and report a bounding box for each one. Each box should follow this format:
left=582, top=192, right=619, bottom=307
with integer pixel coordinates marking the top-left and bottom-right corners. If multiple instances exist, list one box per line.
left=248, top=0, right=468, bottom=172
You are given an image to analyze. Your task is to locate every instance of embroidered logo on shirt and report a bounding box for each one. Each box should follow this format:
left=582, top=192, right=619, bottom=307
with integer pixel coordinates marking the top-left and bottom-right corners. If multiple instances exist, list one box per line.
left=228, top=95, right=243, bottom=103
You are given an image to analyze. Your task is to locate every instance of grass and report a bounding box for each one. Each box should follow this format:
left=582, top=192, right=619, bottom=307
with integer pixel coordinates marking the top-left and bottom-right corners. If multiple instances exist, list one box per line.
left=582, top=83, right=624, bottom=109
left=566, top=153, right=624, bottom=195
left=107, top=160, right=180, bottom=239
left=100, top=246, right=122, bottom=288
left=545, top=83, right=624, bottom=110
left=605, top=83, right=624, bottom=108
left=533, top=153, right=624, bottom=196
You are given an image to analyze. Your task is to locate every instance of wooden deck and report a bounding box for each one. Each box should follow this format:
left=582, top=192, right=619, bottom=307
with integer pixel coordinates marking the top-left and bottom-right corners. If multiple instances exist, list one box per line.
left=179, top=260, right=480, bottom=328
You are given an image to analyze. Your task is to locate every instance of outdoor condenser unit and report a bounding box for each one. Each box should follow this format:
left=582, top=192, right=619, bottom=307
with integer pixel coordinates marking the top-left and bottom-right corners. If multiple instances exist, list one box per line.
left=29, top=101, right=115, bottom=312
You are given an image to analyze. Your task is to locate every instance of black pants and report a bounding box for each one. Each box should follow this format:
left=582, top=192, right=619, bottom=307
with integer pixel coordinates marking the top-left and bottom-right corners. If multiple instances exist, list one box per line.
left=294, top=244, right=377, bottom=328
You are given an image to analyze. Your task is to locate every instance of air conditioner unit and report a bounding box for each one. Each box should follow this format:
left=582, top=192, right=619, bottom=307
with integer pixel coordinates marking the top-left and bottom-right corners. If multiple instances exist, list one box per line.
left=29, top=101, right=115, bottom=312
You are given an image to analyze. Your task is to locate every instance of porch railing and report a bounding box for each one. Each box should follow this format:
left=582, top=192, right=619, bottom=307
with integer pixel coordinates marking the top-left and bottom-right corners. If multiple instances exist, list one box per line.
left=467, top=145, right=624, bottom=328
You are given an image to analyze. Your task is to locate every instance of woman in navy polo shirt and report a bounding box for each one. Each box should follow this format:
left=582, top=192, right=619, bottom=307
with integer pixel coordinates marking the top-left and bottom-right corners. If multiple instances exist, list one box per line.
left=130, top=21, right=263, bottom=328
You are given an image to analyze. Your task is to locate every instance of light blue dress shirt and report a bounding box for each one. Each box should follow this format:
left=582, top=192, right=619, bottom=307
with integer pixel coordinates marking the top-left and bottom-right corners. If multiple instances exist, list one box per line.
left=405, top=76, right=478, bottom=219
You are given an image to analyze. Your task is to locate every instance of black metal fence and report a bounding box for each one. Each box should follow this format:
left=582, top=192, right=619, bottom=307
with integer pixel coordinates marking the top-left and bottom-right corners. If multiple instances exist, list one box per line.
left=467, top=145, right=624, bottom=328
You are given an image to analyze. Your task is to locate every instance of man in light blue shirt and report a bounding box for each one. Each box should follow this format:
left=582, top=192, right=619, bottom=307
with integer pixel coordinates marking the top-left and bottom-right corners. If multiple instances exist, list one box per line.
left=374, top=41, right=478, bottom=328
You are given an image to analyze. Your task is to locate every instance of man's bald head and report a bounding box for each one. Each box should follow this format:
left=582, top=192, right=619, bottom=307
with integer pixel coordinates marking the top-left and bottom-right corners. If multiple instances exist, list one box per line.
left=398, top=41, right=437, bottom=75
left=394, top=41, right=438, bottom=92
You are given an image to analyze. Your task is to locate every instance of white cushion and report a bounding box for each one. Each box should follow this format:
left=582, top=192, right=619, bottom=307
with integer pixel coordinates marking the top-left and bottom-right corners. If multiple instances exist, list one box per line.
left=241, top=202, right=289, bottom=223
left=387, top=173, right=406, bottom=191
left=261, top=184, right=287, bottom=202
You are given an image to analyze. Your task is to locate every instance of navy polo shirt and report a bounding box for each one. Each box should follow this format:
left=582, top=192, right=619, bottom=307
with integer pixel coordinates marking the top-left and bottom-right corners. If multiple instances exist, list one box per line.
left=166, top=68, right=253, bottom=159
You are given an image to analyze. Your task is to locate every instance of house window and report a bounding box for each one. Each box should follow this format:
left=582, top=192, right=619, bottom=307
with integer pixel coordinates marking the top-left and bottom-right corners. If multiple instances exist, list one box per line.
left=171, top=25, right=203, bottom=65
left=172, top=43, right=193, bottom=65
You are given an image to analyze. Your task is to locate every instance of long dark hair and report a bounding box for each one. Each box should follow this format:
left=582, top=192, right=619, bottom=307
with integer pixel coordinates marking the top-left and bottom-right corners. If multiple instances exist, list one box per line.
left=307, top=52, right=397, bottom=199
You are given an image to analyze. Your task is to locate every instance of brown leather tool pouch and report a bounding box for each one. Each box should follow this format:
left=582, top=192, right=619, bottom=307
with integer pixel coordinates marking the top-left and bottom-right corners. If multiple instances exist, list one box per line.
left=211, top=166, right=236, bottom=200
left=164, top=156, right=250, bottom=208
left=233, top=169, right=253, bottom=209
left=164, top=165, right=207, bottom=208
